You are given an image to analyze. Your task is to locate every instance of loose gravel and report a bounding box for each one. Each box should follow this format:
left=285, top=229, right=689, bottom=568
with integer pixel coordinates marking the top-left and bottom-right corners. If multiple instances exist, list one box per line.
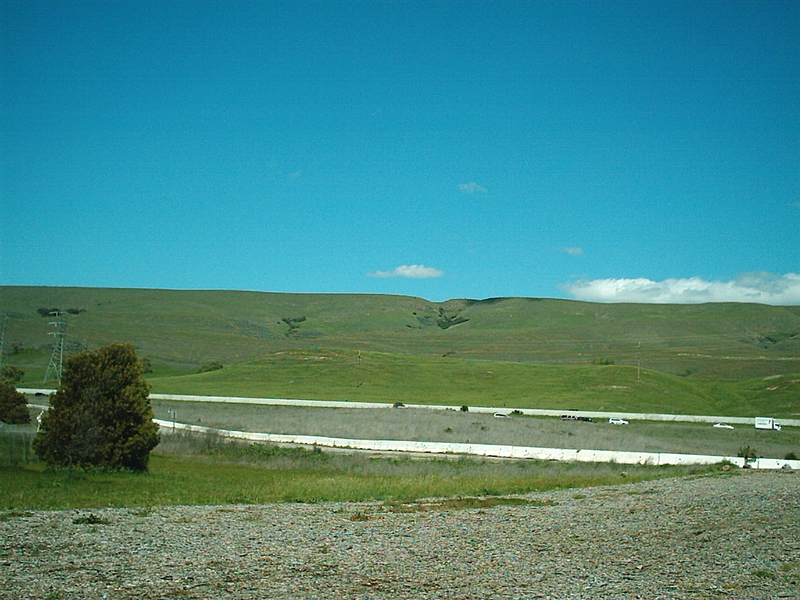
left=2, top=471, right=798, bottom=599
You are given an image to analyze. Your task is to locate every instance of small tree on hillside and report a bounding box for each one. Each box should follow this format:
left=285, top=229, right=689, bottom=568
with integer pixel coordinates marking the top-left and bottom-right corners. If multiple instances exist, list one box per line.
left=0, top=381, right=30, bottom=424
left=1, top=364, right=25, bottom=385
left=33, top=343, right=160, bottom=471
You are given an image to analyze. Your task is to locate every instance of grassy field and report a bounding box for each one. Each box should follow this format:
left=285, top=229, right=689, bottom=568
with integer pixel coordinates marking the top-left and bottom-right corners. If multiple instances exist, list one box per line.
left=0, top=436, right=730, bottom=511
left=3, top=287, right=795, bottom=512
left=148, top=348, right=800, bottom=418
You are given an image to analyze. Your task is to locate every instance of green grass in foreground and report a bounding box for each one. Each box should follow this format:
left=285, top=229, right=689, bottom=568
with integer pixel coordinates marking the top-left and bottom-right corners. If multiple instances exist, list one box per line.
left=0, top=438, right=730, bottom=511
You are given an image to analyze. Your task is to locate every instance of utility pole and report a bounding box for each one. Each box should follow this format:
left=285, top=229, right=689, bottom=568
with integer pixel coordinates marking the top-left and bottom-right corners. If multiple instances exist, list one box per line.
left=44, top=311, right=67, bottom=384
left=0, top=312, right=7, bottom=370
left=637, top=342, right=641, bottom=380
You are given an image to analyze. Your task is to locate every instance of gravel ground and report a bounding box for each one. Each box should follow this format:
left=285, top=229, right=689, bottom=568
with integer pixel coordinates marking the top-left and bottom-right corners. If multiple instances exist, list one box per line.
left=2, top=470, right=799, bottom=599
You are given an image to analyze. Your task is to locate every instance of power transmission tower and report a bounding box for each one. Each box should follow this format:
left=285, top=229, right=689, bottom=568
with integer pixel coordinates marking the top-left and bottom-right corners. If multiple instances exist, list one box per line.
left=44, top=311, right=67, bottom=384
left=0, top=312, right=7, bottom=370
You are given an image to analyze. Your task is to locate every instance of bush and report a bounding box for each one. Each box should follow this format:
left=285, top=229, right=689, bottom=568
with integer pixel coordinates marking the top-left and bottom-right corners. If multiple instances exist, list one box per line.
left=738, top=446, right=758, bottom=462
left=199, top=361, right=224, bottom=373
left=33, top=343, right=160, bottom=471
left=0, top=365, right=25, bottom=385
left=785, top=452, right=799, bottom=461
left=592, top=357, right=615, bottom=365
left=0, top=381, right=30, bottom=424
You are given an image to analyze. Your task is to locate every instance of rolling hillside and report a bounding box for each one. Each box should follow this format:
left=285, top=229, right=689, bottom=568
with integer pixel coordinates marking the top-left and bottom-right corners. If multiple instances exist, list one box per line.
left=2, top=286, right=798, bottom=416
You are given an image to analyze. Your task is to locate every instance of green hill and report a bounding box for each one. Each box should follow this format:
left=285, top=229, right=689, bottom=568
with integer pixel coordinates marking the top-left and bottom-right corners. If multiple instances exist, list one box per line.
left=2, top=286, right=799, bottom=416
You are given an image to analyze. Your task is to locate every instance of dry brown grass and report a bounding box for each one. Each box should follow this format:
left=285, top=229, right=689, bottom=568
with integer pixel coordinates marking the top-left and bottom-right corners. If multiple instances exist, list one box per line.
left=151, top=400, right=800, bottom=459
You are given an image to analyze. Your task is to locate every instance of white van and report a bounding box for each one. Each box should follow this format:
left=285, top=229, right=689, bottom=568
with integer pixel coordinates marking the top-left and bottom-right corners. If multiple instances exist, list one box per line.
left=755, top=417, right=781, bottom=431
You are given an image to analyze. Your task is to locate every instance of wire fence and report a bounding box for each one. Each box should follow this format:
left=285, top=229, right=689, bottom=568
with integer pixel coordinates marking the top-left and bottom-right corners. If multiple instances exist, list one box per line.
left=0, top=424, right=38, bottom=466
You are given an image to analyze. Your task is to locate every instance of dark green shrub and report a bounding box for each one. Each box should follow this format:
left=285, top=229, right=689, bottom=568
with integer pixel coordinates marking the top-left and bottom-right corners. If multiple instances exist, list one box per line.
left=73, top=514, right=110, bottom=525
left=592, top=357, right=615, bottom=365
left=785, top=452, right=799, bottom=461
left=0, top=365, right=25, bottom=384
left=33, top=343, right=160, bottom=471
left=0, top=381, right=30, bottom=424
left=199, top=361, right=223, bottom=373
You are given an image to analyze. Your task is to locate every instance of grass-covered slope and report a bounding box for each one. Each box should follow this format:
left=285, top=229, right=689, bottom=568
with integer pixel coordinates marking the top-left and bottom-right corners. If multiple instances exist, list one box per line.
left=1, top=286, right=798, bottom=416
left=3, top=286, right=798, bottom=378
left=149, top=348, right=800, bottom=418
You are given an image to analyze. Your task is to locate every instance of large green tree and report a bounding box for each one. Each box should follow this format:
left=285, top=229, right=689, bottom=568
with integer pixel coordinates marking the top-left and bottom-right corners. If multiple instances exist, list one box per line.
left=0, top=381, right=30, bottom=424
left=34, top=343, right=160, bottom=471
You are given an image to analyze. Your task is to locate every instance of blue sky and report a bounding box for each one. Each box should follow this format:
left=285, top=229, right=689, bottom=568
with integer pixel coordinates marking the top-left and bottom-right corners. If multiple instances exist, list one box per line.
left=2, top=1, right=798, bottom=304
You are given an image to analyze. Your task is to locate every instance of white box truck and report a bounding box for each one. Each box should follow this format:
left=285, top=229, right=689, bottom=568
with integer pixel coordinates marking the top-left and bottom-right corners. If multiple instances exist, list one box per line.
left=755, top=417, right=782, bottom=431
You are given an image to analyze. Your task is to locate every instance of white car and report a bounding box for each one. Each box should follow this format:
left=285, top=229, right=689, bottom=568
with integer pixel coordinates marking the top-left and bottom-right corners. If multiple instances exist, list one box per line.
left=608, top=417, right=629, bottom=425
left=493, top=412, right=510, bottom=419
left=713, top=423, right=734, bottom=429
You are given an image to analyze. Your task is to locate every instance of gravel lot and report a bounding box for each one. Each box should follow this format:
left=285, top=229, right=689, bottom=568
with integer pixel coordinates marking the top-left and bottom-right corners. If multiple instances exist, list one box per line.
left=3, top=471, right=798, bottom=599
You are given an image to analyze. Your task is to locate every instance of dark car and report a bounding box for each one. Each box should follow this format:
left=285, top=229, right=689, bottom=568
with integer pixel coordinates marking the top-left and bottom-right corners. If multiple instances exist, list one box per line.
left=578, top=417, right=595, bottom=423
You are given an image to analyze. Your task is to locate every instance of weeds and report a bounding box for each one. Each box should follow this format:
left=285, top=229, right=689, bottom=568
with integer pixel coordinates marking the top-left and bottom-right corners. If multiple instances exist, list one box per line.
left=738, top=446, right=759, bottom=462
left=0, top=429, right=735, bottom=511
left=753, top=570, right=775, bottom=580
left=72, top=514, right=110, bottom=525
left=382, top=496, right=558, bottom=513
left=349, top=511, right=373, bottom=521
left=0, top=510, right=33, bottom=521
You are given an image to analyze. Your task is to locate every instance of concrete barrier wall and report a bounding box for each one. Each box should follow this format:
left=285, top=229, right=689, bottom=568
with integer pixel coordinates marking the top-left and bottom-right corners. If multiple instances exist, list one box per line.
left=22, top=389, right=800, bottom=428
left=154, top=419, right=800, bottom=470
left=23, top=389, right=799, bottom=469
left=146, top=392, right=800, bottom=427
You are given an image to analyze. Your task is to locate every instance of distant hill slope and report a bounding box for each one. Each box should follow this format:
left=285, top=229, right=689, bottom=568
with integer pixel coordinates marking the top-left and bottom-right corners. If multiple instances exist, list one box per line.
left=2, top=286, right=799, bottom=383
left=146, top=348, right=800, bottom=418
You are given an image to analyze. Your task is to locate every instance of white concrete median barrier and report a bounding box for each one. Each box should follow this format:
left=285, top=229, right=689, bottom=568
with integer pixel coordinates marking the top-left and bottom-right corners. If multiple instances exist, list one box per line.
left=153, top=419, right=799, bottom=470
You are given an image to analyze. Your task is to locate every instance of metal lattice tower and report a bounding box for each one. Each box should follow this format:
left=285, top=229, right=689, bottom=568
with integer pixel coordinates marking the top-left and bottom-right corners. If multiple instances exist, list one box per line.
left=0, top=312, right=7, bottom=370
left=44, top=311, right=67, bottom=384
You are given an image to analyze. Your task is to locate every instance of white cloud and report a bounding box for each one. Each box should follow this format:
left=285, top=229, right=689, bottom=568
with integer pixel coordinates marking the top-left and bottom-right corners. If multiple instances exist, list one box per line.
left=368, top=264, right=445, bottom=279
left=562, top=247, right=583, bottom=256
left=562, top=273, right=800, bottom=305
left=458, top=182, right=487, bottom=194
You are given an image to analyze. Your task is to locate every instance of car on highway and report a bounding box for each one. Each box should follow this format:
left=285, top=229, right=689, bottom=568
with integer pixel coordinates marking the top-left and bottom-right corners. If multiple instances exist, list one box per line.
left=713, top=423, right=734, bottom=429
left=493, top=412, right=510, bottom=418
left=608, top=417, right=629, bottom=425
left=561, top=414, right=595, bottom=422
